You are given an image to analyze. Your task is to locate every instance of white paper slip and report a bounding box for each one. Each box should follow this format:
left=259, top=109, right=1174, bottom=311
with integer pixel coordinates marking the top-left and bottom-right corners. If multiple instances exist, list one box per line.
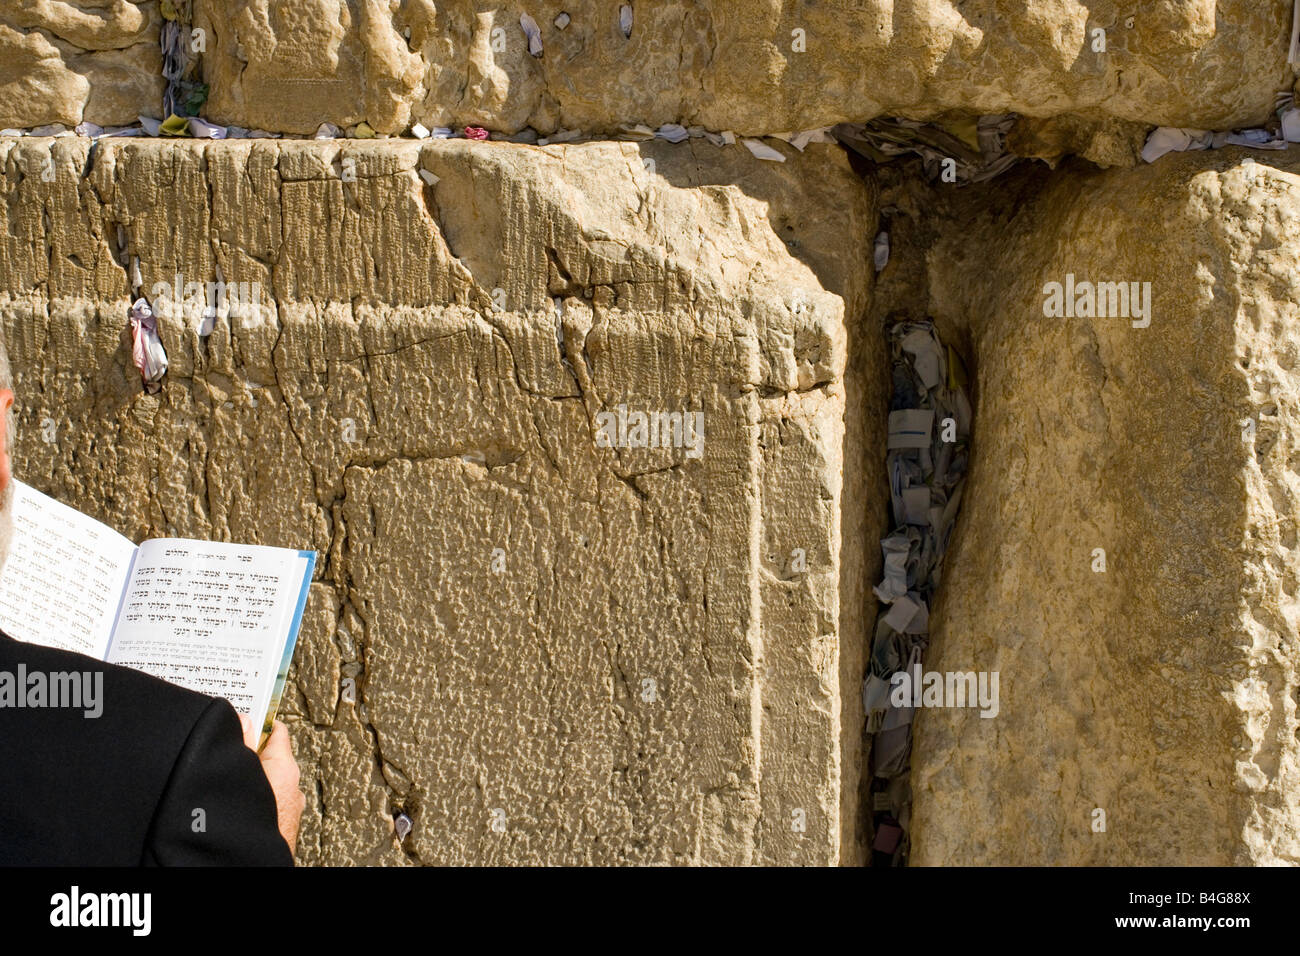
left=888, top=408, right=934, bottom=449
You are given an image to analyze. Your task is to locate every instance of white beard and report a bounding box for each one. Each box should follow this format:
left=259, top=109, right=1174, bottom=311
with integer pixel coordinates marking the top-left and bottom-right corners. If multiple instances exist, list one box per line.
left=0, top=478, right=14, bottom=577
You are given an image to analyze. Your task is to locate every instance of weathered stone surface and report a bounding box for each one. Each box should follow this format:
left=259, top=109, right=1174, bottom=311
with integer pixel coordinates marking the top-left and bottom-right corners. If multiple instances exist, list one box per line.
left=0, top=1, right=162, bottom=128
left=194, top=1, right=1293, bottom=138
left=4, top=1, right=1292, bottom=150
left=8, top=3, right=1294, bottom=869
left=903, top=152, right=1300, bottom=865
left=0, top=137, right=880, bottom=864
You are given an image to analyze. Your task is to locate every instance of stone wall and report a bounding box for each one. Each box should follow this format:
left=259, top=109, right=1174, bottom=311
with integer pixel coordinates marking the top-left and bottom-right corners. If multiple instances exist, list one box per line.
left=0, top=1, right=162, bottom=129
left=193, top=0, right=1294, bottom=136
left=2, top=2, right=1295, bottom=140
left=4, top=0, right=1300, bottom=871
left=0, top=136, right=882, bottom=864
left=901, top=152, right=1300, bottom=865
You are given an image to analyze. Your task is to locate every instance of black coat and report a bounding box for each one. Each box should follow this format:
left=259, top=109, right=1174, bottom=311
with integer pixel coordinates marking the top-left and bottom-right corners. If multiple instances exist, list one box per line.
left=0, top=631, right=292, bottom=865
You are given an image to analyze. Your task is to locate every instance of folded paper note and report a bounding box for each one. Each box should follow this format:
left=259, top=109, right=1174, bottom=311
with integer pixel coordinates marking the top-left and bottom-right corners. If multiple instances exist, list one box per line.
left=888, top=408, right=934, bottom=449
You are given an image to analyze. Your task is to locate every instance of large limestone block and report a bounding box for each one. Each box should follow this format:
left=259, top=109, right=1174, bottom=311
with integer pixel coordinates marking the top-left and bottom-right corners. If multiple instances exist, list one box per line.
left=0, top=136, right=881, bottom=864
left=0, top=1, right=162, bottom=128
left=912, top=152, right=1300, bottom=865
left=195, top=0, right=1291, bottom=137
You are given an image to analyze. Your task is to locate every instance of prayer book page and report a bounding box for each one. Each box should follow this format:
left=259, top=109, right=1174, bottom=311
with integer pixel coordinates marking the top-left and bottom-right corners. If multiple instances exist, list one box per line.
left=0, top=480, right=315, bottom=737
left=106, top=538, right=314, bottom=727
left=0, top=480, right=137, bottom=659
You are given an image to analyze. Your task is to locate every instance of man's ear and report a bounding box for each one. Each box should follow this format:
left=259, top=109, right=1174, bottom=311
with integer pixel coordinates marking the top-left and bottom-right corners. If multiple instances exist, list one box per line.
left=0, top=388, right=13, bottom=495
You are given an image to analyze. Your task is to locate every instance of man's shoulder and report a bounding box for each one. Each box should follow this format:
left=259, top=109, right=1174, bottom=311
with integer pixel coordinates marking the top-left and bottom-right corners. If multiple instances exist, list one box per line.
left=0, top=630, right=225, bottom=791
left=0, top=631, right=242, bottom=865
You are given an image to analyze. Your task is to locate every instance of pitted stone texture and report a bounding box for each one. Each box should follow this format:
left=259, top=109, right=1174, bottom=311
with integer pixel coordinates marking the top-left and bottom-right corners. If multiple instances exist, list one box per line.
left=193, top=1, right=1291, bottom=138
left=0, top=137, right=880, bottom=864
left=910, top=152, right=1300, bottom=865
left=0, top=1, right=162, bottom=128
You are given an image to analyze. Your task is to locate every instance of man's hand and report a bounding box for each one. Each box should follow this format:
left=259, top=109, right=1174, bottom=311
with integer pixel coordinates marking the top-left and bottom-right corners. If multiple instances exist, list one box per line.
left=240, top=715, right=305, bottom=854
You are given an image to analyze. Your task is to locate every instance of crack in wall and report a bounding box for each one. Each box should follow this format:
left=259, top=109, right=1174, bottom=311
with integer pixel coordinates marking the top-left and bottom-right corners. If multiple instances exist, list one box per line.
left=0, top=132, right=875, bottom=865
left=862, top=320, right=972, bottom=866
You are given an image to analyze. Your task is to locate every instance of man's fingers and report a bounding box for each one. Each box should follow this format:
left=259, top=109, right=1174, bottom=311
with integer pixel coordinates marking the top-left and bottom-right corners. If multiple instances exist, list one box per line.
left=254, top=720, right=304, bottom=853
left=258, top=721, right=298, bottom=790
left=238, top=712, right=259, bottom=752
left=260, top=720, right=293, bottom=762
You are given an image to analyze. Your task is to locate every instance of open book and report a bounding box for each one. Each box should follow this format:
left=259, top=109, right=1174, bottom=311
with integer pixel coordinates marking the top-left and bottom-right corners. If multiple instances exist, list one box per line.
left=0, top=480, right=315, bottom=743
